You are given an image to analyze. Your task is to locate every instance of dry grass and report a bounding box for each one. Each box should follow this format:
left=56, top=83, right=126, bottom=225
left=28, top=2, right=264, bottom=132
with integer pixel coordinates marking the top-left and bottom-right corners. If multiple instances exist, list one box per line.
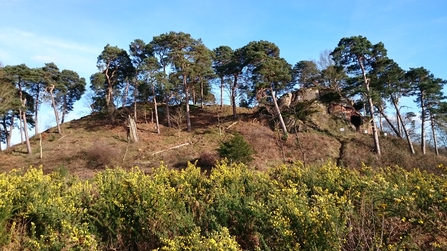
left=1, top=103, right=447, bottom=179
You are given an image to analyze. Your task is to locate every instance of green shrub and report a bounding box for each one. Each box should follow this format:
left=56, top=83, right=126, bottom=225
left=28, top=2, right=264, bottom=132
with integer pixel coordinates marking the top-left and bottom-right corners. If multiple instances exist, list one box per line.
left=218, top=133, right=254, bottom=164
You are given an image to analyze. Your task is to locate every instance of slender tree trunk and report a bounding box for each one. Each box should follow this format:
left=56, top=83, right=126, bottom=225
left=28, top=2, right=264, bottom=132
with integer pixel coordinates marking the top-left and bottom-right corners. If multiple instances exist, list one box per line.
left=19, top=110, right=25, bottom=144
left=375, top=105, right=402, bottom=138
left=359, top=58, right=381, bottom=155
left=397, top=112, right=402, bottom=137
left=49, top=85, right=62, bottom=134
left=192, top=89, right=196, bottom=105
left=133, top=79, right=138, bottom=121
left=420, top=93, right=426, bottom=155
left=7, top=115, right=13, bottom=148
left=379, top=109, right=383, bottom=132
left=366, top=88, right=381, bottom=155
left=0, top=119, right=5, bottom=151
left=21, top=99, right=32, bottom=155
left=122, top=81, right=130, bottom=108
left=61, top=96, right=67, bottom=124
left=271, top=87, right=288, bottom=139
left=127, top=115, right=138, bottom=143
left=165, top=94, right=171, bottom=128
left=231, top=74, right=238, bottom=119
left=392, top=98, right=415, bottom=154
left=220, top=76, right=224, bottom=108
left=430, top=113, right=439, bottom=155
left=162, top=66, right=171, bottom=128
left=34, top=87, right=40, bottom=136
left=104, top=66, right=117, bottom=122
left=184, top=76, right=192, bottom=132
left=394, top=96, right=403, bottom=136
left=0, top=119, right=6, bottom=150
left=200, top=78, right=204, bottom=108
left=107, top=84, right=115, bottom=123
left=17, top=79, right=25, bottom=145
left=153, top=85, right=160, bottom=134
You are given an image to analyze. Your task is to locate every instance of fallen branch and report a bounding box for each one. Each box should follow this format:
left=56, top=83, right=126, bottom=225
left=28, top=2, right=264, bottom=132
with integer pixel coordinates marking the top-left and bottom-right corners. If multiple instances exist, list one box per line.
left=57, top=135, right=67, bottom=141
left=226, top=121, right=238, bottom=130
left=152, top=142, right=191, bottom=155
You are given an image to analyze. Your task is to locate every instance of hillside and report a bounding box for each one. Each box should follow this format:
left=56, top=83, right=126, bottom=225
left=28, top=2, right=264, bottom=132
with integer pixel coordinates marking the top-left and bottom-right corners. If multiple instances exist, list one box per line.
left=1, top=103, right=447, bottom=179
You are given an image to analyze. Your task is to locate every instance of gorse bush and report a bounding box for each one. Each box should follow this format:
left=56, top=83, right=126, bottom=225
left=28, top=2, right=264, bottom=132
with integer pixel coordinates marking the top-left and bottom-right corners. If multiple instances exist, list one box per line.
left=218, top=133, right=254, bottom=164
left=0, top=167, right=96, bottom=250
left=0, top=162, right=447, bottom=250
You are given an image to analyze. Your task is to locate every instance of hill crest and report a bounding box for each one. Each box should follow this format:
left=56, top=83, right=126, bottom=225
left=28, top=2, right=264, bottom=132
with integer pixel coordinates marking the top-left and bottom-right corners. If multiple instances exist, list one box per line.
left=1, top=102, right=446, bottom=179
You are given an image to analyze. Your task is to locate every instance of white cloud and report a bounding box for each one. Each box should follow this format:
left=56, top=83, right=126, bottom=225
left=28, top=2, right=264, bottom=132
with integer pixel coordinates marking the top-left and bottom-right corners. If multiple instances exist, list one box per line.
left=0, top=27, right=99, bottom=77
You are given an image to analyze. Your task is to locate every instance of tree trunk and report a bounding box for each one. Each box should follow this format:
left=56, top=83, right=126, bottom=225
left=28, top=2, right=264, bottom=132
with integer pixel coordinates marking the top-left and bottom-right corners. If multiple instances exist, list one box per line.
left=392, top=98, right=415, bottom=154
left=220, top=76, right=224, bottom=108
left=192, top=89, right=197, bottom=105
left=430, top=113, right=439, bottom=155
left=104, top=66, right=117, bottom=123
left=122, top=81, right=130, bottom=108
left=17, top=79, right=25, bottom=145
left=420, top=93, right=426, bottom=155
left=133, top=82, right=138, bottom=121
left=49, top=85, right=62, bottom=134
left=7, top=115, right=13, bottom=148
left=19, top=110, right=24, bottom=144
left=34, top=87, right=40, bottom=136
left=153, top=85, right=160, bottom=134
left=0, top=119, right=7, bottom=150
left=231, top=74, right=238, bottom=119
left=162, top=65, right=171, bottom=128
left=359, top=58, right=381, bottom=155
left=0, top=121, right=3, bottom=151
left=21, top=99, right=32, bottom=155
left=379, top=109, right=383, bottom=132
left=375, top=105, right=402, bottom=138
left=366, top=87, right=381, bottom=155
left=127, top=115, right=138, bottom=143
left=184, top=76, right=192, bottom=132
left=61, top=96, right=67, bottom=124
left=200, top=78, right=204, bottom=108
left=271, top=87, right=288, bottom=139
left=62, top=95, right=68, bottom=124
left=397, top=112, right=402, bottom=137
left=165, top=94, right=171, bottom=128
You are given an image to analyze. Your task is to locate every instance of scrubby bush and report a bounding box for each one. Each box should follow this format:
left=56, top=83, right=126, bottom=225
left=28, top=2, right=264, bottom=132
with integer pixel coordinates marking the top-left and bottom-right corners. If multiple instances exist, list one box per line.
left=85, top=141, right=121, bottom=168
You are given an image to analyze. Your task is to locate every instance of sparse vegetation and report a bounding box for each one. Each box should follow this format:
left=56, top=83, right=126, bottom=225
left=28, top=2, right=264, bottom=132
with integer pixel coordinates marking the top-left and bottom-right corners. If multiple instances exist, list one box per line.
left=84, top=141, right=121, bottom=169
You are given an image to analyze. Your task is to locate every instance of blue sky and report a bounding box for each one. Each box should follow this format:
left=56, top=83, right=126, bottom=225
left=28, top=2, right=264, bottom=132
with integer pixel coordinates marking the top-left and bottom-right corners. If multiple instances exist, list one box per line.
left=1, top=0, right=446, bottom=146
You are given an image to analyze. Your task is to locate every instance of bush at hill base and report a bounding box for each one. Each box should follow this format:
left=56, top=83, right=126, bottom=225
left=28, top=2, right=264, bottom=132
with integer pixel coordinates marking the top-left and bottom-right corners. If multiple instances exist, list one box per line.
left=0, top=161, right=447, bottom=250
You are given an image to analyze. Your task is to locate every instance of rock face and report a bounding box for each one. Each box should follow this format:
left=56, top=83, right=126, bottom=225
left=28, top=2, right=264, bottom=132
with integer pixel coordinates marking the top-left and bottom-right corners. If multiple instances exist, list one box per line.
left=278, top=92, right=292, bottom=108
left=328, top=102, right=362, bottom=131
left=279, top=88, right=320, bottom=108
left=279, top=88, right=372, bottom=134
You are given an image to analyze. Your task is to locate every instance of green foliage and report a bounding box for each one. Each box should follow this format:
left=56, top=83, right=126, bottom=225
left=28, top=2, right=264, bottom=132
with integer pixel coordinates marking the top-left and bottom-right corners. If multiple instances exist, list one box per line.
left=218, top=133, right=255, bottom=164
left=1, top=162, right=447, bottom=250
